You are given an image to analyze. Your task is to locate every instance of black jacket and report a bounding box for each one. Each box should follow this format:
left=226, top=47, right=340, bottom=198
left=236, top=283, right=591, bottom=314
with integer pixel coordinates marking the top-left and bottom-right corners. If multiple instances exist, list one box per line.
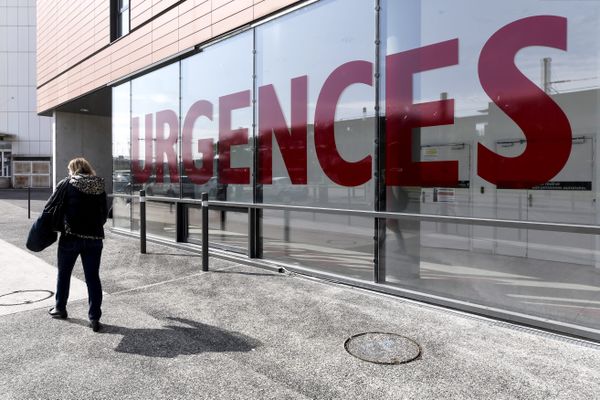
left=57, top=174, right=108, bottom=239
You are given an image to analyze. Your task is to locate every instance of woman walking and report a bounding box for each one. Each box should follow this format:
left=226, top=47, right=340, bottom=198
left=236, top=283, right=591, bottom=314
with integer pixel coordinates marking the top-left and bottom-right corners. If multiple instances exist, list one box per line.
left=47, top=157, right=108, bottom=332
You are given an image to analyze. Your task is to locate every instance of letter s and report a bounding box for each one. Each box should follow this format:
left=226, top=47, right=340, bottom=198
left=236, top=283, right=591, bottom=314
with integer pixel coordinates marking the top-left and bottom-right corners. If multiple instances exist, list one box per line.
left=477, top=16, right=572, bottom=188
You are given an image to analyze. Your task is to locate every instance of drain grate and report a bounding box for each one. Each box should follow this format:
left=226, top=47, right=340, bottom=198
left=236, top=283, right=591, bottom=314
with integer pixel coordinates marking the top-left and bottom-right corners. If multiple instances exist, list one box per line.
left=345, top=332, right=421, bottom=365
left=0, top=290, right=54, bottom=306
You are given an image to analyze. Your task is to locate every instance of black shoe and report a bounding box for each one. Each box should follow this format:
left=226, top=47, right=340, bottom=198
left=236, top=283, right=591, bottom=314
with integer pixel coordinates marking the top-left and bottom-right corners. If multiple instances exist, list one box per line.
left=48, top=307, right=67, bottom=319
left=90, top=320, right=101, bottom=332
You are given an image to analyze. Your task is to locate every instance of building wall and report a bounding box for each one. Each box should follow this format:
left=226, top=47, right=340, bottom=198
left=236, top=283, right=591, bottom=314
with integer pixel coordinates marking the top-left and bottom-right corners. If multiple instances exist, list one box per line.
left=37, top=0, right=301, bottom=114
left=0, top=0, right=53, bottom=187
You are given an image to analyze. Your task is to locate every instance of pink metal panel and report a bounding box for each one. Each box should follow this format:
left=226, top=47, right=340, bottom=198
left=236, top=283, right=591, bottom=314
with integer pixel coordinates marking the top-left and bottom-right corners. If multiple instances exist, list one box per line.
left=37, top=0, right=303, bottom=114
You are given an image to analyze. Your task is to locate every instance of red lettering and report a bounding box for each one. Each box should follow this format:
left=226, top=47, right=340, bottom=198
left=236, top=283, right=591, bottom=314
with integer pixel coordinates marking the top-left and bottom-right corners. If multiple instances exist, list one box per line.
left=182, top=100, right=214, bottom=185
left=314, top=61, right=372, bottom=187
left=386, top=39, right=459, bottom=187
left=131, top=115, right=153, bottom=183
left=218, top=91, right=251, bottom=184
left=477, top=16, right=571, bottom=188
left=154, top=109, right=179, bottom=183
left=258, top=76, right=308, bottom=184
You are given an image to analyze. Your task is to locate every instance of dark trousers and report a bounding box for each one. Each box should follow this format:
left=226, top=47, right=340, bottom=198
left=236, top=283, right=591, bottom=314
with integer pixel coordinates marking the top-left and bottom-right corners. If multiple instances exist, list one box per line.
left=55, top=234, right=103, bottom=321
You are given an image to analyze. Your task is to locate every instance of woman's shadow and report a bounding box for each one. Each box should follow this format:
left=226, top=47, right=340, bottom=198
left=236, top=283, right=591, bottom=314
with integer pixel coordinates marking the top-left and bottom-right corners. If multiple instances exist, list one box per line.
left=67, top=317, right=261, bottom=358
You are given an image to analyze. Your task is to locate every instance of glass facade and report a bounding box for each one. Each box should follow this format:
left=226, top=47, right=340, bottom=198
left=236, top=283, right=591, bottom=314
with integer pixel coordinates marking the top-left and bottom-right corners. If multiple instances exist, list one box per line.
left=111, top=0, right=600, bottom=340
left=181, top=32, right=254, bottom=251
left=256, top=0, right=376, bottom=277
left=132, top=63, right=179, bottom=239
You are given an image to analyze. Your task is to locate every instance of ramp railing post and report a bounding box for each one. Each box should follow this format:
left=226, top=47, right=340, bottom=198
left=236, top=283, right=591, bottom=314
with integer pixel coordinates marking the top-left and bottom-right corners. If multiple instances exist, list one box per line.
left=140, top=190, right=146, bottom=254
left=201, top=192, right=209, bottom=271
left=27, top=186, right=31, bottom=219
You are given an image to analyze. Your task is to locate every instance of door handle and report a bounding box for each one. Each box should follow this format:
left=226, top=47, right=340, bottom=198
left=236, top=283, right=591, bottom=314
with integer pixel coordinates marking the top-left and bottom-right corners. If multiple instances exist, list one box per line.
left=528, top=193, right=532, bottom=207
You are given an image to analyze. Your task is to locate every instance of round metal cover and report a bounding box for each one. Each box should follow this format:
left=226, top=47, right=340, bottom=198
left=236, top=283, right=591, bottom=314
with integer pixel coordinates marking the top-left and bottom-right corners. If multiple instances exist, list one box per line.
left=344, top=332, right=421, bottom=365
left=0, top=290, right=54, bottom=306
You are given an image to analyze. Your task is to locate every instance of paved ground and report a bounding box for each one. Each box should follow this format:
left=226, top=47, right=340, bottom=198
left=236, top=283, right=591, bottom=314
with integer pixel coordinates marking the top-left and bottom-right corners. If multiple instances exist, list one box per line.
left=0, top=196, right=600, bottom=399
left=0, top=237, right=88, bottom=316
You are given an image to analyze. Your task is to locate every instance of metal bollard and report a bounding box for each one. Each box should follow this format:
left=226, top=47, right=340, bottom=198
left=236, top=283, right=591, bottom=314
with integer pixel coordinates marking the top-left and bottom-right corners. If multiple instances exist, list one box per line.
left=201, top=192, right=209, bottom=271
left=140, top=190, right=146, bottom=254
left=27, top=186, right=31, bottom=219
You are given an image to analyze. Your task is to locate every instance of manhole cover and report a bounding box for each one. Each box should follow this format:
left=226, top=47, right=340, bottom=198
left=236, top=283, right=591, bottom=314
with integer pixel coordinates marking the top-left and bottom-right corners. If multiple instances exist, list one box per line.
left=0, top=290, right=54, bottom=306
left=344, top=332, right=421, bottom=365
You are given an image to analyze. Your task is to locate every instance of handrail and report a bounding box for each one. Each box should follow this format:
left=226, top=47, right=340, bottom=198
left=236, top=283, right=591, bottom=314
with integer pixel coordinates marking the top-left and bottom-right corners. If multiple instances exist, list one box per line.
left=109, top=192, right=600, bottom=235
left=111, top=193, right=204, bottom=204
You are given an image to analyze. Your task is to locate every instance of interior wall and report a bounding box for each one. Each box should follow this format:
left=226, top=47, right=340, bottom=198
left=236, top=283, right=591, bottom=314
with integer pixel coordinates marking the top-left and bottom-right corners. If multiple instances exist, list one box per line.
left=53, top=111, right=112, bottom=194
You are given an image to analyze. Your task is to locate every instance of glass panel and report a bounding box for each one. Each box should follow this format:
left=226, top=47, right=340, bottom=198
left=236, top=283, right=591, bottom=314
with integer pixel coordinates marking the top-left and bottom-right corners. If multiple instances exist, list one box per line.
left=256, top=0, right=376, bottom=275
left=1, top=151, right=10, bottom=177
left=13, top=175, right=29, bottom=188
left=121, top=8, right=129, bottom=35
left=188, top=206, right=202, bottom=238
left=131, top=64, right=179, bottom=199
left=131, top=196, right=140, bottom=232
left=381, top=0, right=600, bottom=335
left=263, top=210, right=373, bottom=280
left=131, top=199, right=175, bottom=240
left=210, top=209, right=247, bottom=252
left=256, top=0, right=375, bottom=209
left=186, top=207, right=248, bottom=254
left=31, top=175, right=49, bottom=187
left=111, top=196, right=131, bottom=230
left=181, top=31, right=253, bottom=202
left=146, top=201, right=176, bottom=240
left=31, top=161, right=49, bottom=174
left=181, top=31, right=253, bottom=251
left=414, top=228, right=600, bottom=332
left=13, top=161, right=30, bottom=174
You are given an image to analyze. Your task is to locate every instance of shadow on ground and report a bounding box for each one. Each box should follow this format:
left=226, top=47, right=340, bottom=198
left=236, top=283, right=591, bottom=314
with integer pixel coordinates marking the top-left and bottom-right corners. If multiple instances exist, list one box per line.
left=65, top=317, right=261, bottom=358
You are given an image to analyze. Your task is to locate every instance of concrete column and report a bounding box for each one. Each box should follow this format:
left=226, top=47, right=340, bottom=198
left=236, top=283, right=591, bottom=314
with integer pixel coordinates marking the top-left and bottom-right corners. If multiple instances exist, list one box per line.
left=53, top=111, right=112, bottom=194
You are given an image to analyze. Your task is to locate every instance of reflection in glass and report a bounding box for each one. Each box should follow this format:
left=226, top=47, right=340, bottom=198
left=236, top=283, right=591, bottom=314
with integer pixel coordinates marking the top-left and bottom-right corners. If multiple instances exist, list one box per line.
left=112, top=197, right=131, bottom=230
left=131, top=63, right=180, bottom=199
left=180, top=32, right=253, bottom=203
left=187, top=207, right=248, bottom=254
left=131, top=200, right=176, bottom=240
left=262, top=210, right=373, bottom=281
left=381, top=0, right=600, bottom=333
left=255, top=0, right=376, bottom=276
left=256, top=0, right=376, bottom=210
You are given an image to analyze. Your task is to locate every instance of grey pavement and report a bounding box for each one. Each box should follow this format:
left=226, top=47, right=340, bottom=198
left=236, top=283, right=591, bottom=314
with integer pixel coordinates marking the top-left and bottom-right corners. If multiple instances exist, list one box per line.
left=0, top=197, right=599, bottom=399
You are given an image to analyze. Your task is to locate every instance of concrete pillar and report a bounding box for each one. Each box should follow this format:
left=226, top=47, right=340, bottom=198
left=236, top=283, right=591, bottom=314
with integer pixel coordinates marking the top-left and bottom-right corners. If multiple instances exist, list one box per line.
left=52, top=111, right=112, bottom=194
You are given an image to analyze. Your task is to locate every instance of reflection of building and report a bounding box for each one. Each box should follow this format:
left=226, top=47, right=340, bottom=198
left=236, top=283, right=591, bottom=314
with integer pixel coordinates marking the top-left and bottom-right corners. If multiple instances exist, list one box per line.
left=37, top=0, right=600, bottom=341
left=1, top=1, right=52, bottom=188
left=420, top=89, right=600, bottom=268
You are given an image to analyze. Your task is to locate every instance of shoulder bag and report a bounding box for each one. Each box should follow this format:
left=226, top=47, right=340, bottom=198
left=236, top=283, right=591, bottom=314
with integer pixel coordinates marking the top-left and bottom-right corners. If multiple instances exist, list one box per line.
left=26, top=178, right=69, bottom=252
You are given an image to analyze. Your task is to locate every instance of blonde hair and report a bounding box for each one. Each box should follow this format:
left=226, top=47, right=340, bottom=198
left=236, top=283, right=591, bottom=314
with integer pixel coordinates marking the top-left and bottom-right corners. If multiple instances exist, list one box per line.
left=68, top=157, right=96, bottom=176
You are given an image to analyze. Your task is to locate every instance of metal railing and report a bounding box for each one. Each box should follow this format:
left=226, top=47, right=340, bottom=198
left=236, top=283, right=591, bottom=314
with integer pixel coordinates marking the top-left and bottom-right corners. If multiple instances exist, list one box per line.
left=110, top=191, right=600, bottom=273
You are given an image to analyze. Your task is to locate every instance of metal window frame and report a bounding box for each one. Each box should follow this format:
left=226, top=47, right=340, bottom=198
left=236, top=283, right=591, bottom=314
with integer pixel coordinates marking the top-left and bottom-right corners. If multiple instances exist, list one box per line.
left=111, top=0, right=131, bottom=41
left=110, top=193, right=600, bottom=237
left=0, top=150, right=11, bottom=177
